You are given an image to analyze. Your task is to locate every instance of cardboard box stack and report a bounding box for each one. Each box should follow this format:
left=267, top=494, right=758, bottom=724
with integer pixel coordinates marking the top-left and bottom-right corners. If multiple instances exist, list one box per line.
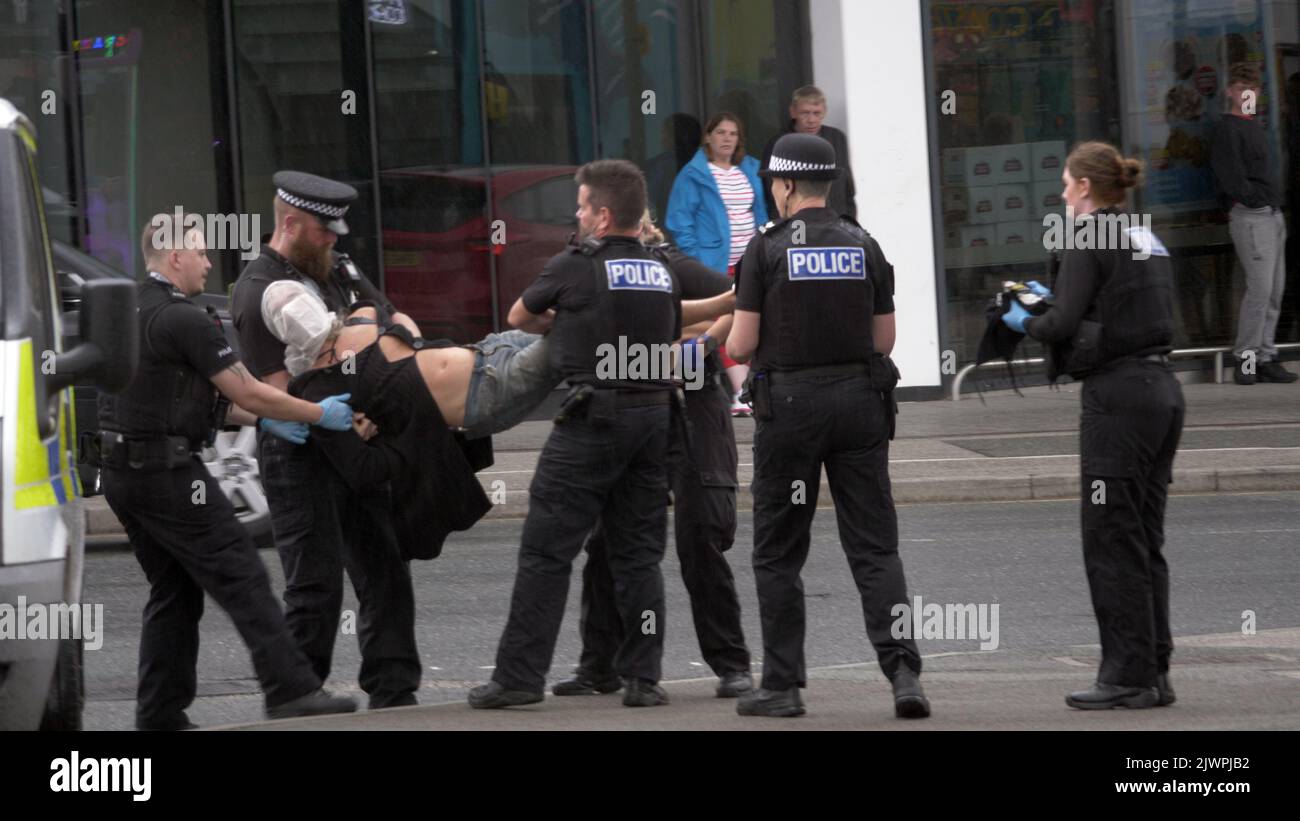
left=943, top=140, right=1066, bottom=252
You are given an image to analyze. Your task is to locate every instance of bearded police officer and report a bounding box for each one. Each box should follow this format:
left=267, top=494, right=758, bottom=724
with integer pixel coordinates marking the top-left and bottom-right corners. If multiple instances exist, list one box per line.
left=469, top=160, right=720, bottom=709
left=231, top=171, right=423, bottom=709
left=1003, top=142, right=1184, bottom=710
left=728, top=133, right=929, bottom=719
left=98, top=215, right=357, bottom=729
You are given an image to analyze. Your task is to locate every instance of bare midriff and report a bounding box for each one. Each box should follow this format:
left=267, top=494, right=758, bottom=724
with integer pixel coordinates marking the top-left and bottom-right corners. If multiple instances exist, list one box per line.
left=321, top=308, right=474, bottom=428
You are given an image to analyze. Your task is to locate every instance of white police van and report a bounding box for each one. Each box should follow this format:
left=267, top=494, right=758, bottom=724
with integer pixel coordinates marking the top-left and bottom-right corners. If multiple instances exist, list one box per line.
left=0, top=98, right=136, bottom=730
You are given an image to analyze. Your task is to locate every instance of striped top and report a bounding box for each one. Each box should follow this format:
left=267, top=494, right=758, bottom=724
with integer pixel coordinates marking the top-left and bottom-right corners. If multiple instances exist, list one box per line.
left=709, top=162, right=756, bottom=267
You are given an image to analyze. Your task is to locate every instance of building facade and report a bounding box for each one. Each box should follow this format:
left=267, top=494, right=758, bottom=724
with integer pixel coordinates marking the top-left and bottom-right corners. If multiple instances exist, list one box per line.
left=3, top=0, right=1297, bottom=396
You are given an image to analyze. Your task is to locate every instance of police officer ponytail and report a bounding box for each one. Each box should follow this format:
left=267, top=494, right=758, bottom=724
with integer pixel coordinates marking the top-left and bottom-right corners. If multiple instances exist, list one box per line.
left=1066, top=141, right=1144, bottom=207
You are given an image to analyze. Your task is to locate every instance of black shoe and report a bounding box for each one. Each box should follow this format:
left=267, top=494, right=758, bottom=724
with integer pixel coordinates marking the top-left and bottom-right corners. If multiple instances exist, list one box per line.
left=468, top=681, right=544, bottom=709
left=1233, top=356, right=1257, bottom=385
left=622, top=679, right=669, bottom=707
left=552, top=672, right=623, bottom=696
left=1156, top=673, right=1176, bottom=707
left=891, top=668, right=931, bottom=719
left=736, top=687, right=805, bottom=717
left=1065, top=682, right=1159, bottom=710
left=136, top=713, right=198, bottom=731
left=266, top=688, right=358, bottom=720
left=716, top=671, right=754, bottom=698
left=370, top=692, right=418, bottom=709
left=1257, top=360, right=1298, bottom=383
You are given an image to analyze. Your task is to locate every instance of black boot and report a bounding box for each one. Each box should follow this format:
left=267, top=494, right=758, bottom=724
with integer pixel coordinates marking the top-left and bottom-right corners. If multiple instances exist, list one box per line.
left=892, top=668, right=931, bottom=719
left=715, top=671, right=754, bottom=698
left=622, top=679, right=669, bottom=707
left=552, top=670, right=623, bottom=696
left=467, top=681, right=544, bottom=709
left=265, top=688, right=358, bottom=720
left=1065, top=682, right=1159, bottom=710
left=736, top=687, right=805, bottom=717
left=1156, top=673, right=1176, bottom=707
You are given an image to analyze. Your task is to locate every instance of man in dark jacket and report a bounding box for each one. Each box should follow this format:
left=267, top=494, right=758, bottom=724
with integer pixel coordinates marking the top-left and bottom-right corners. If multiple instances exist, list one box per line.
left=760, top=86, right=857, bottom=220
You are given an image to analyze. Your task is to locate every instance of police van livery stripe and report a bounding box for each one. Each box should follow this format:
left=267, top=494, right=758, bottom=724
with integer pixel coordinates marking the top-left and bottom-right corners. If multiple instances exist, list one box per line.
left=604, top=258, right=673, bottom=293
left=11, top=339, right=74, bottom=510
left=786, top=247, right=867, bottom=281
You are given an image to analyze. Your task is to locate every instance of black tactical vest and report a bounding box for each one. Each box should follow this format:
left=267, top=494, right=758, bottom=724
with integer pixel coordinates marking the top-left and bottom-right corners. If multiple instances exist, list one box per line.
left=548, top=237, right=679, bottom=389
left=1050, top=214, right=1176, bottom=379
left=98, top=279, right=222, bottom=444
left=753, top=214, right=878, bottom=370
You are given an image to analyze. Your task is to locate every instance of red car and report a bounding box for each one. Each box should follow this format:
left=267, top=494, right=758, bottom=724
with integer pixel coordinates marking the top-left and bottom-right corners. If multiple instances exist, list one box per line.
left=380, top=165, right=578, bottom=342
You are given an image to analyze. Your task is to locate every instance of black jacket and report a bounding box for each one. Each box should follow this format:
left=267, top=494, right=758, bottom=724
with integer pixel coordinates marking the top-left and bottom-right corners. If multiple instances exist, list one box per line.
left=290, top=345, right=493, bottom=560
left=761, top=122, right=857, bottom=219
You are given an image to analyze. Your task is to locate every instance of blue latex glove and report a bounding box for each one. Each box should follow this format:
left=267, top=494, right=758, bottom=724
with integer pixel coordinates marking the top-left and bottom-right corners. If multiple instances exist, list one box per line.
left=259, top=417, right=309, bottom=445
left=680, top=333, right=710, bottom=374
left=1025, top=280, right=1053, bottom=298
left=1002, top=300, right=1032, bottom=334
left=314, top=393, right=354, bottom=431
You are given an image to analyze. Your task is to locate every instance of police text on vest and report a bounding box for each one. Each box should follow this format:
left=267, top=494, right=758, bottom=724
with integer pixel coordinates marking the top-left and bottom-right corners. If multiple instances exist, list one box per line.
left=50, top=751, right=151, bottom=801
left=604, top=259, right=673, bottom=292
left=786, top=247, right=866, bottom=280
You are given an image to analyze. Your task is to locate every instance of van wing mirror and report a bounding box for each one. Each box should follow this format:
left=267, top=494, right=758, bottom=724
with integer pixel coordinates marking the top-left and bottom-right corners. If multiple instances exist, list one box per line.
left=49, top=280, right=138, bottom=393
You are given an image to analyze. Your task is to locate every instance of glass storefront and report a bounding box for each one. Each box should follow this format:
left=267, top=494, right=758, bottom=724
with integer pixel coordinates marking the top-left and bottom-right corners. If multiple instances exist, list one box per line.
left=3, top=0, right=810, bottom=343
left=928, top=0, right=1300, bottom=380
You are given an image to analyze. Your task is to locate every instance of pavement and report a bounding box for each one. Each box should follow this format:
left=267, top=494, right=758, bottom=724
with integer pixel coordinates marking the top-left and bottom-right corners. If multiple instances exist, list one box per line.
left=219, top=631, right=1300, bottom=731
left=83, top=374, right=1300, bottom=537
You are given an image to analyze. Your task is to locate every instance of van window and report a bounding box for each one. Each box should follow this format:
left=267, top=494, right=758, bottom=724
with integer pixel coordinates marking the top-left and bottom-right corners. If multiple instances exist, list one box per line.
left=15, top=135, right=58, bottom=359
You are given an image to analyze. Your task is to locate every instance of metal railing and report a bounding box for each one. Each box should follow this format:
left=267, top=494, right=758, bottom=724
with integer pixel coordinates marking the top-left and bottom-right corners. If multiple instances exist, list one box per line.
left=950, top=343, right=1300, bottom=400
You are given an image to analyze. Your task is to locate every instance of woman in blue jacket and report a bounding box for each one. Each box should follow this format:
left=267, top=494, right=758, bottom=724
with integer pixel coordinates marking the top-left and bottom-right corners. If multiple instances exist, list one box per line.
left=665, top=112, right=767, bottom=413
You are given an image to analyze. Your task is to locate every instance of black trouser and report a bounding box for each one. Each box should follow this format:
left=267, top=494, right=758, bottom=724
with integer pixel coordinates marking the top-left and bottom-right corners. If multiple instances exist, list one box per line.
left=576, top=379, right=750, bottom=679
left=103, top=458, right=320, bottom=727
left=750, top=373, right=920, bottom=691
left=1079, top=359, right=1185, bottom=688
left=492, top=401, right=671, bottom=693
left=258, top=433, right=420, bottom=707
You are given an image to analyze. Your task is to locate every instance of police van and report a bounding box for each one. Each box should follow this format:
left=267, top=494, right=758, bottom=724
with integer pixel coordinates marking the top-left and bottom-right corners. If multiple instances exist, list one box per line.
left=0, top=99, right=136, bottom=730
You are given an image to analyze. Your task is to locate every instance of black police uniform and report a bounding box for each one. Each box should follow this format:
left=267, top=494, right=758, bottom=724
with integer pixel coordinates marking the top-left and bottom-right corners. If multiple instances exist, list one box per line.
left=1024, top=208, right=1185, bottom=696
left=230, top=244, right=420, bottom=707
left=98, top=275, right=322, bottom=729
left=571, top=244, right=750, bottom=685
left=488, top=234, right=717, bottom=696
left=736, top=207, right=922, bottom=693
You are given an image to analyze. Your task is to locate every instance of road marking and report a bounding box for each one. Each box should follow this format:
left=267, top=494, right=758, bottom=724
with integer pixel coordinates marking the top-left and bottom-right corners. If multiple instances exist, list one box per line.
left=1271, top=671, right=1300, bottom=680
left=1052, top=656, right=1091, bottom=668
left=477, top=665, right=495, bottom=670
left=481, top=446, right=1300, bottom=475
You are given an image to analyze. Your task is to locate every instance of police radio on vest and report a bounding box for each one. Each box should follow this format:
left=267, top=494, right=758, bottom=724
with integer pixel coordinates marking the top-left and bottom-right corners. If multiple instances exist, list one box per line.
left=786, top=247, right=867, bottom=280
left=605, top=259, right=673, bottom=292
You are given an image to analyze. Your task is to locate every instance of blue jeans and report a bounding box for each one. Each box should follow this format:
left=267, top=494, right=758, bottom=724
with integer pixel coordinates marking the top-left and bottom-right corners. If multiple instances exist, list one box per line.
left=461, top=331, right=561, bottom=438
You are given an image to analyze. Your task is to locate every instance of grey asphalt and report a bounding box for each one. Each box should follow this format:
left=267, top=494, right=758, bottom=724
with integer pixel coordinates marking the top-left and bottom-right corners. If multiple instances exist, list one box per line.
left=81, top=490, right=1300, bottom=731
left=82, top=376, right=1300, bottom=538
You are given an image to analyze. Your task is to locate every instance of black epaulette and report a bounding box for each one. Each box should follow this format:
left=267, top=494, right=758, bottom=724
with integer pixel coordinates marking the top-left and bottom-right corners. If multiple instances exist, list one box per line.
left=578, top=236, right=606, bottom=256
left=757, top=217, right=792, bottom=236
left=837, top=214, right=868, bottom=240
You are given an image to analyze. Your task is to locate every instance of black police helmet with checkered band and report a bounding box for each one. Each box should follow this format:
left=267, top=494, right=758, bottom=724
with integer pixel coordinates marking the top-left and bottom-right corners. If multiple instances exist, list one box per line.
left=759, top=132, right=841, bottom=181
left=272, top=170, right=358, bottom=236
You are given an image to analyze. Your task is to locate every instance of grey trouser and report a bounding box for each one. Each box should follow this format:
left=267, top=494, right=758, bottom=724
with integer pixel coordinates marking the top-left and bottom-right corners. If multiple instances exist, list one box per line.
left=461, top=331, right=562, bottom=439
left=1229, top=204, right=1288, bottom=361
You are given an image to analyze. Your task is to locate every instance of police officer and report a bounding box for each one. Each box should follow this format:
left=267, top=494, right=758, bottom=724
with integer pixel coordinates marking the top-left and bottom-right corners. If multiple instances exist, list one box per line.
left=729, top=133, right=928, bottom=719
left=553, top=217, right=754, bottom=699
left=469, top=160, right=723, bottom=709
left=230, top=171, right=422, bottom=708
left=98, top=214, right=357, bottom=729
left=1003, top=142, right=1184, bottom=710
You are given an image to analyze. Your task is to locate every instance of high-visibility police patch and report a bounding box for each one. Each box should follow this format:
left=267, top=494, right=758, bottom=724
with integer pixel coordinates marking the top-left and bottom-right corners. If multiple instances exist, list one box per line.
left=786, top=247, right=866, bottom=280
left=605, top=259, right=673, bottom=292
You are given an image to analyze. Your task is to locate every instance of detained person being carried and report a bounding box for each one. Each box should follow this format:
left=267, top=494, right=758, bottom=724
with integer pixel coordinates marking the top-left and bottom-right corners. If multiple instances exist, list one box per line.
left=260, top=272, right=734, bottom=560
